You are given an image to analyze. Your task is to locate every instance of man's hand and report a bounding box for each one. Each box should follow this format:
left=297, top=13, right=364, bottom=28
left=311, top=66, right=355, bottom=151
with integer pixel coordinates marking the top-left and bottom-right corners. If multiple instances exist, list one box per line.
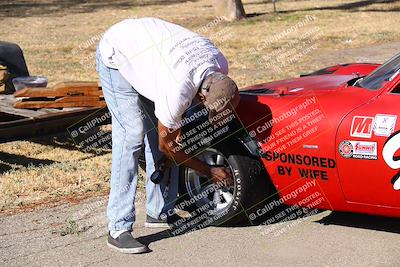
left=210, top=167, right=233, bottom=186
left=158, top=121, right=212, bottom=178
left=158, top=121, right=234, bottom=187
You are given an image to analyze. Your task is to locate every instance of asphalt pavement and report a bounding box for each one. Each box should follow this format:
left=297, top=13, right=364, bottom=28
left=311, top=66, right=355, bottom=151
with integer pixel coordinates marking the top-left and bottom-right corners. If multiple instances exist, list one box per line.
left=1, top=194, right=399, bottom=267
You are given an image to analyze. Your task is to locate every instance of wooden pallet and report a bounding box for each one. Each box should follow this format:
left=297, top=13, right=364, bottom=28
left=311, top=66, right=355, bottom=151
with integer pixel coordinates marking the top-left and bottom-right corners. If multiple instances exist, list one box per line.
left=0, top=94, right=108, bottom=143
left=13, top=82, right=106, bottom=108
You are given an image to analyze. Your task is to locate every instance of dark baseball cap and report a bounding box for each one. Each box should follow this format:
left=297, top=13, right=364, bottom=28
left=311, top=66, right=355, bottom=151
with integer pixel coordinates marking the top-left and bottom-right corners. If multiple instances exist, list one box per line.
left=200, top=72, right=239, bottom=119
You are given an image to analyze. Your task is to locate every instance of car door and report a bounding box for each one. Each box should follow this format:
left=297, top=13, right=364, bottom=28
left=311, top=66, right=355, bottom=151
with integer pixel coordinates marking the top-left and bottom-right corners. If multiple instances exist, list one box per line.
left=336, top=77, right=400, bottom=207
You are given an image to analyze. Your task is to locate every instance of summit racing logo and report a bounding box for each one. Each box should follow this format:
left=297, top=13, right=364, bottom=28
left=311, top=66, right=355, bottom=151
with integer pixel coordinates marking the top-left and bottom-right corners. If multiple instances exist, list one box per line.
left=339, top=140, right=377, bottom=160
left=354, top=142, right=376, bottom=155
left=383, top=131, right=400, bottom=190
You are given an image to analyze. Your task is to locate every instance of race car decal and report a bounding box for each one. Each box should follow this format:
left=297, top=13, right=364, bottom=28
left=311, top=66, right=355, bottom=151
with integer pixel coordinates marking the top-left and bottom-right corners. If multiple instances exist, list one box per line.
left=339, top=140, right=377, bottom=160
left=383, top=131, right=400, bottom=190
left=349, top=114, right=397, bottom=138
left=350, top=116, right=374, bottom=138
left=263, top=151, right=335, bottom=180
left=373, top=114, right=397, bottom=137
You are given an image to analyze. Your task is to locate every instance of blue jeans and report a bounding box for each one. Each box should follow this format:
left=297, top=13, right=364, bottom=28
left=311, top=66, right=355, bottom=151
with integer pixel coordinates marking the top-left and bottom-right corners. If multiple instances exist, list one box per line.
left=96, top=49, right=178, bottom=231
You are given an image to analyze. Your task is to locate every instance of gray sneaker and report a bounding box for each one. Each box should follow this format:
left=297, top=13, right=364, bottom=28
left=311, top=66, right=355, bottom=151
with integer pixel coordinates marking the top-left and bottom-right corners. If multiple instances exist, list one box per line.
left=107, top=231, right=149, bottom=254
left=144, top=214, right=183, bottom=228
left=144, top=215, right=170, bottom=228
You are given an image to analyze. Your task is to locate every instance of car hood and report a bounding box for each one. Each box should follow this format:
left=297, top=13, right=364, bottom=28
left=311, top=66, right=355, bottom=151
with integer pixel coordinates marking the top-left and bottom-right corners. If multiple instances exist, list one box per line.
left=240, top=74, right=357, bottom=96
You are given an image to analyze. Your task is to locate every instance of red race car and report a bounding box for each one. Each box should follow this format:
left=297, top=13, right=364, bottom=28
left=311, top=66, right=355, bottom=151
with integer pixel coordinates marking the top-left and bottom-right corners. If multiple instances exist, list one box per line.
left=178, top=52, right=400, bottom=226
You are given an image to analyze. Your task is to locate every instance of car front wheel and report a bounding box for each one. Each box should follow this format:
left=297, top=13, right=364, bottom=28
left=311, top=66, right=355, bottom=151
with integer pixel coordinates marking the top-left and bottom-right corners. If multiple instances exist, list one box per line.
left=178, top=138, right=272, bottom=226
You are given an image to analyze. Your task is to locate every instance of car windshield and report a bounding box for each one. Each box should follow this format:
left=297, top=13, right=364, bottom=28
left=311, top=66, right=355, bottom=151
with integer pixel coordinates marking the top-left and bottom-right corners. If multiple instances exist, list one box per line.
left=357, top=53, right=400, bottom=90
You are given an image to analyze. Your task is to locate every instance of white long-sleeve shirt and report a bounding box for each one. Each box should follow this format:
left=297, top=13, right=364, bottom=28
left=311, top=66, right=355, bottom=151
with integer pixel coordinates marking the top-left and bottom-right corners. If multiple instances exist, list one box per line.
left=99, top=17, right=228, bottom=128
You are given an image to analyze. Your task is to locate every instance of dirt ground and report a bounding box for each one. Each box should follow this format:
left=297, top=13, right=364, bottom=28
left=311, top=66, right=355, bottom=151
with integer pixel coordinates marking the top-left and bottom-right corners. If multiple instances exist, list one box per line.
left=1, top=0, right=400, bottom=212
left=1, top=185, right=400, bottom=266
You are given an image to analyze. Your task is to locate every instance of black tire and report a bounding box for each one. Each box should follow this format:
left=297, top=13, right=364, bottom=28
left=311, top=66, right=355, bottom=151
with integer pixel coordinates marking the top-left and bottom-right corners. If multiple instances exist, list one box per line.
left=177, top=137, right=273, bottom=227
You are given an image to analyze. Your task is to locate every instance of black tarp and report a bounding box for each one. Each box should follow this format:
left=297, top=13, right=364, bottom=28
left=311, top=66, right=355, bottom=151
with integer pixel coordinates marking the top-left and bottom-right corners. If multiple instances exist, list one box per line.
left=0, top=41, right=29, bottom=77
left=0, top=41, right=29, bottom=93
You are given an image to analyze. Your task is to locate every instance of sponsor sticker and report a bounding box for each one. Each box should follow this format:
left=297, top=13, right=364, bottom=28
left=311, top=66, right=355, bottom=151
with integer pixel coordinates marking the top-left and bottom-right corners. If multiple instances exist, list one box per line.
left=382, top=131, right=400, bottom=190
left=339, top=141, right=353, bottom=158
left=373, top=114, right=397, bottom=137
left=339, top=140, right=377, bottom=160
left=350, top=116, right=374, bottom=138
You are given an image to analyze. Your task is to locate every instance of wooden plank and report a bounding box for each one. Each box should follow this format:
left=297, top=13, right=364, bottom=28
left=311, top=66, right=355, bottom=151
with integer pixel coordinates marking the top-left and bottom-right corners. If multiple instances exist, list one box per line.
left=26, top=96, right=103, bottom=103
left=39, top=108, right=72, bottom=113
left=0, top=94, right=98, bottom=117
left=14, top=82, right=101, bottom=98
left=3, top=95, right=76, bottom=114
left=12, top=81, right=105, bottom=109
left=0, top=82, right=109, bottom=142
left=14, top=95, right=105, bottom=109
left=0, top=107, right=107, bottom=143
left=14, top=100, right=106, bottom=109
left=0, top=95, right=48, bottom=118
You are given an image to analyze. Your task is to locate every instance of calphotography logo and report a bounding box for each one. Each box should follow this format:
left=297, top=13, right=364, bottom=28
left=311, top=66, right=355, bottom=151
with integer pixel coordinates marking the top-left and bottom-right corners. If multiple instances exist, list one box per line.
left=350, top=116, right=374, bottom=138
left=383, top=131, right=400, bottom=190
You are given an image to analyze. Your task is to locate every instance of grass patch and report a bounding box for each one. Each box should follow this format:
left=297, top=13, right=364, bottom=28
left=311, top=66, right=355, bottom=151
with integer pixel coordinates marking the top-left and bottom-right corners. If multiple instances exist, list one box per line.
left=51, top=219, right=92, bottom=236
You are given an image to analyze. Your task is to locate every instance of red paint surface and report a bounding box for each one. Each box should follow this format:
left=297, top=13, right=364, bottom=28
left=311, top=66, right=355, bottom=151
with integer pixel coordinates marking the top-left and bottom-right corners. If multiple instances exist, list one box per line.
left=236, top=63, right=400, bottom=217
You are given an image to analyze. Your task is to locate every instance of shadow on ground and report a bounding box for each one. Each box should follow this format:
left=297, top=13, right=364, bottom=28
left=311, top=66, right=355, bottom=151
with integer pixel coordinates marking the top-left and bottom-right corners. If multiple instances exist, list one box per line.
left=137, top=209, right=400, bottom=247
left=317, top=211, right=400, bottom=234
left=0, top=0, right=199, bottom=18
left=0, top=151, right=57, bottom=174
left=0, top=131, right=111, bottom=175
left=29, top=131, right=110, bottom=156
left=137, top=230, right=171, bottom=247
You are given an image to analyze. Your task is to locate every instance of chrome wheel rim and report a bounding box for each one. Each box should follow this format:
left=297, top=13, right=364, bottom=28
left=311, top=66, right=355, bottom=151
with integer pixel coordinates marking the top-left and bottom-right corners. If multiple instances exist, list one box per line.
left=184, top=148, right=234, bottom=216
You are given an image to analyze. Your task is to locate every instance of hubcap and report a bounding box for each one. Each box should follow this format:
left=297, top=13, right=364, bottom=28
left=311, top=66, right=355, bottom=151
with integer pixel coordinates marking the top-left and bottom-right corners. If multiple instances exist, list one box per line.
left=184, top=148, right=235, bottom=216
